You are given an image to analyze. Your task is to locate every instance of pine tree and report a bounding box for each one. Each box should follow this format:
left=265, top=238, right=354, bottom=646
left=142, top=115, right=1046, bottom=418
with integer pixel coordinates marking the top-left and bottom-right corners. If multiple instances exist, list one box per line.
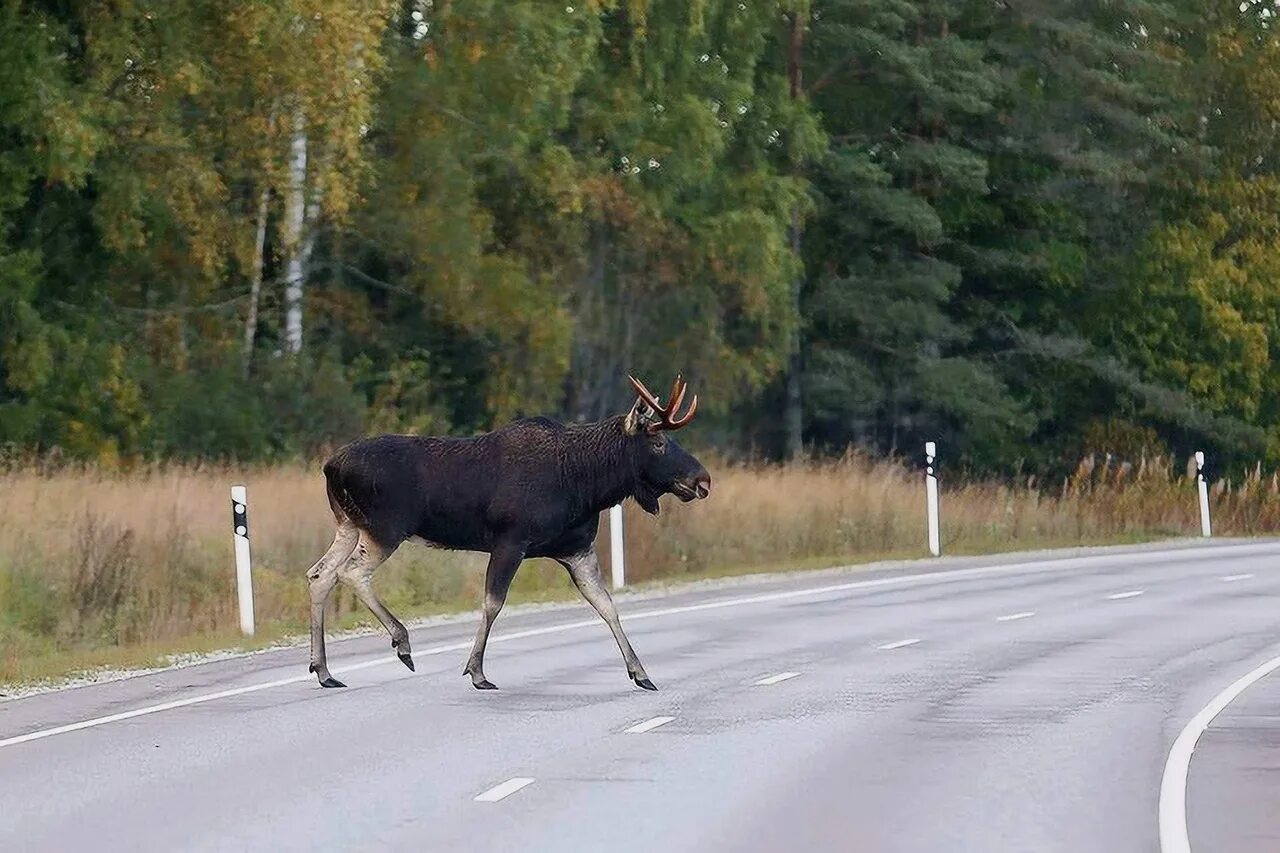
left=800, top=0, right=1012, bottom=459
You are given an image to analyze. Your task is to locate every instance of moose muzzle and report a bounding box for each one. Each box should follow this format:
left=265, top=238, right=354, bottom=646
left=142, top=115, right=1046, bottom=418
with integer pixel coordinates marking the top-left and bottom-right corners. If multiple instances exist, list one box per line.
left=693, top=472, right=712, bottom=499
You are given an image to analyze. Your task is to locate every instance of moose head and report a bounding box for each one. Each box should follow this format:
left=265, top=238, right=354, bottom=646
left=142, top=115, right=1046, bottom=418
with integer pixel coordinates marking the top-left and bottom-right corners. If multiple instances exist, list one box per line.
left=623, top=374, right=712, bottom=515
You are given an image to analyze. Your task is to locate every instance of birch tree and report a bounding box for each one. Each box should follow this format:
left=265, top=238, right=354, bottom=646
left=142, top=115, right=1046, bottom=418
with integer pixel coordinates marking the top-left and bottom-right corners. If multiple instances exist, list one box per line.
left=282, top=107, right=308, bottom=354
left=257, top=2, right=392, bottom=358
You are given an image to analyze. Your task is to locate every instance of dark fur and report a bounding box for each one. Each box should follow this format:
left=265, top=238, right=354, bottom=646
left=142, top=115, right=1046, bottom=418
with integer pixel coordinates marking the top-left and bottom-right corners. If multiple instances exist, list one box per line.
left=307, top=410, right=709, bottom=689
left=323, top=414, right=709, bottom=558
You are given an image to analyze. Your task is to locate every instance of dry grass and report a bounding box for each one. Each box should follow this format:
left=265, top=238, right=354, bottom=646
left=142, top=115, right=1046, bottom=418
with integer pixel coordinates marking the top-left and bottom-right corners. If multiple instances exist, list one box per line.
left=1, top=452, right=1276, bottom=686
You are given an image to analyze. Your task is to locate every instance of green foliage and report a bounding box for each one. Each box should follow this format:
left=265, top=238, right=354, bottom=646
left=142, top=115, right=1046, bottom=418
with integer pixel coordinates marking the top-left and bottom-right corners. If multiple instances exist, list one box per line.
left=139, top=352, right=365, bottom=459
left=1102, top=176, right=1280, bottom=460
left=800, top=0, right=1012, bottom=461
left=0, top=0, right=1277, bottom=475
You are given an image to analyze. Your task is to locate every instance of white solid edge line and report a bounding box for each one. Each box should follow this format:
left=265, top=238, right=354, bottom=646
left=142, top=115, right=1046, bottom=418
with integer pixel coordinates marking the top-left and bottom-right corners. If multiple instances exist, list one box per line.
left=1107, top=590, right=1145, bottom=600
left=1221, top=573, right=1254, bottom=582
left=1158, top=652, right=1280, bottom=853
left=474, top=777, right=536, bottom=803
left=624, top=715, right=676, bottom=734
left=996, top=611, right=1036, bottom=622
left=877, top=638, right=921, bottom=651
left=753, top=672, right=801, bottom=686
left=2, top=540, right=1275, bottom=751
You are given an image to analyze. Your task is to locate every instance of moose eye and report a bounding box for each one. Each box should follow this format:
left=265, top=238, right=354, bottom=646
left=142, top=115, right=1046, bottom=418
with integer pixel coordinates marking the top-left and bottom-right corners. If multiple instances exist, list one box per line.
left=649, top=435, right=667, bottom=453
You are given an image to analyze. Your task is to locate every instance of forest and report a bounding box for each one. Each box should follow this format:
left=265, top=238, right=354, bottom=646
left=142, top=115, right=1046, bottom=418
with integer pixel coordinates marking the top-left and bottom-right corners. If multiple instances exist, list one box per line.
left=4, top=0, right=1280, bottom=474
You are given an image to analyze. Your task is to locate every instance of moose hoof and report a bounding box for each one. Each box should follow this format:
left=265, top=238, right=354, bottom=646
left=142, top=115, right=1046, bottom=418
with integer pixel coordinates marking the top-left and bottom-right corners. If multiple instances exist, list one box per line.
left=319, top=677, right=347, bottom=689
left=634, top=677, right=658, bottom=691
left=398, top=652, right=416, bottom=672
left=472, top=679, right=499, bottom=690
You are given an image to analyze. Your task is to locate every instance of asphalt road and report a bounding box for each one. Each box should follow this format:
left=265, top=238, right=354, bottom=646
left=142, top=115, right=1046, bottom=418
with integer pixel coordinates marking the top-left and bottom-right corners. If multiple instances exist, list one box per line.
left=2, top=539, right=1280, bottom=852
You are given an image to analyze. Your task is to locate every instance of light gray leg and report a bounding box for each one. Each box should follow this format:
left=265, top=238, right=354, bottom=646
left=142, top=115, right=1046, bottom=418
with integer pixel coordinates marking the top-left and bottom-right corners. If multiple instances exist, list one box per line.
left=340, top=536, right=411, bottom=671
left=557, top=549, right=655, bottom=691
left=464, top=544, right=525, bottom=690
left=307, top=524, right=359, bottom=687
left=464, top=594, right=503, bottom=690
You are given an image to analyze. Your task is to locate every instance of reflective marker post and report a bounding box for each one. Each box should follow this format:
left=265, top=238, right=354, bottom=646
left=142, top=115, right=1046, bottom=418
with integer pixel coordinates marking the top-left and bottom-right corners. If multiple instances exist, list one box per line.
left=610, top=503, right=626, bottom=589
left=1195, top=452, right=1212, bottom=538
left=925, top=441, right=941, bottom=557
left=230, top=485, right=256, bottom=636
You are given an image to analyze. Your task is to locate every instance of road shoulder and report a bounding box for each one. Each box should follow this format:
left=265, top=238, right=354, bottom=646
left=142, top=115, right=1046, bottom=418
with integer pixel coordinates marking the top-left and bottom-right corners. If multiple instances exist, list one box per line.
left=1187, top=661, right=1280, bottom=853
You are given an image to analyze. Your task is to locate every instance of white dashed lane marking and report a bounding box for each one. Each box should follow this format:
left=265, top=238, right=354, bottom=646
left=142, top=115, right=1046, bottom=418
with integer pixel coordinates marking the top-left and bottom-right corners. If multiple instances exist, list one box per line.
left=1222, top=573, right=1254, bottom=582
left=753, top=672, right=801, bottom=686
left=474, top=778, right=536, bottom=803
left=996, top=611, right=1036, bottom=622
left=877, top=638, right=922, bottom=651
left=1107, top=590, right=1145, bottom=600
left=624, top=716, right=675, bottom=734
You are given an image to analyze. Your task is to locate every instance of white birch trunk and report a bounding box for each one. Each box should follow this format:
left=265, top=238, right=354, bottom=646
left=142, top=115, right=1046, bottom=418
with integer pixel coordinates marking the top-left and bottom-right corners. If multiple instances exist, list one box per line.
left=242, top=186, right=270, bottom=375
left=282, top=108, right=308, bottom=355
left=301, top=177, right=322, bottom=273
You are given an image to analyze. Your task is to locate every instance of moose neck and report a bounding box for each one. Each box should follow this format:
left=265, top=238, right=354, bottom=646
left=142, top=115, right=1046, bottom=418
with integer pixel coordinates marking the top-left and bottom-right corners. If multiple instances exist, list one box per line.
left=560, top=416, right=643, bottom=515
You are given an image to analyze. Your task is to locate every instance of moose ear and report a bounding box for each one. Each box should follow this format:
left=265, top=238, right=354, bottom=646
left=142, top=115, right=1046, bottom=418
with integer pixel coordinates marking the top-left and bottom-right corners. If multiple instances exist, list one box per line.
left=623, top=399, right=643, bottom=435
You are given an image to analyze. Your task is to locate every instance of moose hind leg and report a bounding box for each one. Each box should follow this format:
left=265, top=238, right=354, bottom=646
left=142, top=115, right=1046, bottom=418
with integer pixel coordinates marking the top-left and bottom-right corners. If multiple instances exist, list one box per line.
left=307, top=524, right=359, bottom=688
left=558, top=550, right=655, bottom=690
left=464, top=544, right=524, bottom=690
left=341, top=535, right=411, bottom=671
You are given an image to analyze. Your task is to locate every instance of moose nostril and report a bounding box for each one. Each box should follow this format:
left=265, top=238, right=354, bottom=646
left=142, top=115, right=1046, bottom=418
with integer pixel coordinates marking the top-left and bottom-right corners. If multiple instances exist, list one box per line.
left=695, top=474, right=712, bottom=498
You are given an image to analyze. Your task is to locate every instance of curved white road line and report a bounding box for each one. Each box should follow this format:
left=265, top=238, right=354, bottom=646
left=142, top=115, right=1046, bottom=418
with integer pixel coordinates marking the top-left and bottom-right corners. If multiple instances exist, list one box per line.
left=1159, top=652, right=1280, bottom=853
left=2, top=540, right=1277, bottom=751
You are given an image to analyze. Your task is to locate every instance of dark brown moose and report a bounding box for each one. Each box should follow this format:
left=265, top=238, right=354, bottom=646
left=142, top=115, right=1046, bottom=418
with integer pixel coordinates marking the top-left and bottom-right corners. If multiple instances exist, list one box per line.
left=305, top=374, right=712, bottom=691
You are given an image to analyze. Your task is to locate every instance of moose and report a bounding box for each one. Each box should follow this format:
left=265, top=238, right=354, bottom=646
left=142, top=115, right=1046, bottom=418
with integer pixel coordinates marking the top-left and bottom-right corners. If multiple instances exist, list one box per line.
left=304, top=374, right=711, bottom=691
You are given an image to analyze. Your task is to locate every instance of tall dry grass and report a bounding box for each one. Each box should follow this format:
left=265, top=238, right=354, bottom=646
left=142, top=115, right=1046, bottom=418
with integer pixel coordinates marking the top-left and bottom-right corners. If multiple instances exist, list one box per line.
left=1, top=452, right=1276, bottom=685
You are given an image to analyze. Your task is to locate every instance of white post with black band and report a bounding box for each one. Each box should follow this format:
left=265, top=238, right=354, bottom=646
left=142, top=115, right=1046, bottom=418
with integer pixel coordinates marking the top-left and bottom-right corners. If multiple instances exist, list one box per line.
left=925, top=441, right=941, bottom=557
left=230, top=484, right=256, bottom=636
left=1194, top=451, right=1212, bottom=538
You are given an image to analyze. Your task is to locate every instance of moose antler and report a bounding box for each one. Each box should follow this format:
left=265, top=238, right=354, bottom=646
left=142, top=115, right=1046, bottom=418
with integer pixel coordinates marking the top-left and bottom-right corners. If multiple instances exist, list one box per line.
left=628, top=373, right=699, bottom=432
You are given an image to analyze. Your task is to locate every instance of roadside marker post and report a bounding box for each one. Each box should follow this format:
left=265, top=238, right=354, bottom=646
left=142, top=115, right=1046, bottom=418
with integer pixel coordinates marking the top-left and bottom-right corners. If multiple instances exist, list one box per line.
left=610, top=504, right=626, bottom=590
left=1195, top=451, right=1212, bottom=538
left=230, top=485, right=256, bottom=636
left=925, top=441, right=941, bottom=557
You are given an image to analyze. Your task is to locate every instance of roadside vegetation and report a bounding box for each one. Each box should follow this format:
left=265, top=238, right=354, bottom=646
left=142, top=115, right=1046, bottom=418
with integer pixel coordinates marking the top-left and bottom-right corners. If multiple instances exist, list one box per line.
left=3, top=453, right=1275, bottom=687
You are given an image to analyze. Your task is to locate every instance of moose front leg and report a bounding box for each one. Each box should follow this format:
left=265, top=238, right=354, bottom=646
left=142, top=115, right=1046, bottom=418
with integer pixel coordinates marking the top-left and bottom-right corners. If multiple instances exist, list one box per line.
left=464, top=543, right=525, bottom=690
left=557, top=549, right=655, bottom=690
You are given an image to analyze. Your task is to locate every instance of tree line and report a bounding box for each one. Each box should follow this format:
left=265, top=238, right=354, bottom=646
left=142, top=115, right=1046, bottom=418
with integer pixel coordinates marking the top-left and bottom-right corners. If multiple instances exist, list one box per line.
left=2, top=1, right=1278, bottom=474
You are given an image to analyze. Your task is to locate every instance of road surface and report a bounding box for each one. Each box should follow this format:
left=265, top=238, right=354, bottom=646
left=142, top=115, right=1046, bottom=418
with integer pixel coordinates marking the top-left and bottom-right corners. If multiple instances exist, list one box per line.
left=2, top=539, right=1279, bottom=852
